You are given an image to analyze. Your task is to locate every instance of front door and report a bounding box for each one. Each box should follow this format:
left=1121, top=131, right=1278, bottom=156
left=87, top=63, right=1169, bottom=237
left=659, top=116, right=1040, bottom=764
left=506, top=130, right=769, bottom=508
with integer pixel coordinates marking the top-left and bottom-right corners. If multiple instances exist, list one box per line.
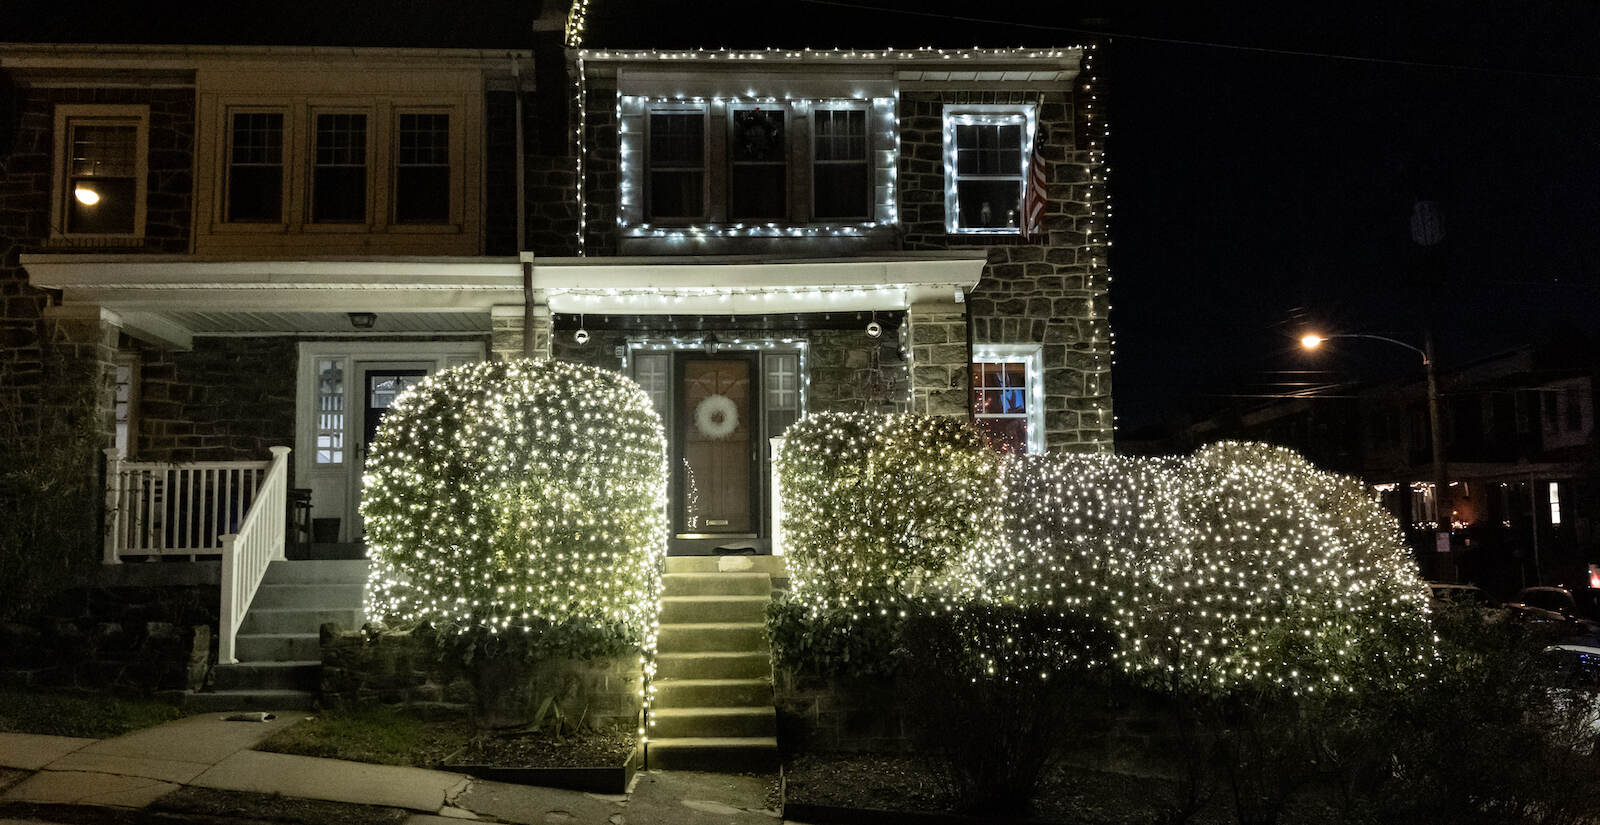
left=675, top=354, right=759, bottom=540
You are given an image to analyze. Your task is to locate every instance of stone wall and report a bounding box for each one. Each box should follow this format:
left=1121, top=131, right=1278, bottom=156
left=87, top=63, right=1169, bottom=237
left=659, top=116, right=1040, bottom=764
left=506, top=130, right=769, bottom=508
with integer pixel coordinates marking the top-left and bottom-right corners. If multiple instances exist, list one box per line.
left=578, top=68, right=621, bottom=257
left=136, top=337, right=297, bottom=463
left=774, top=672, right=913, bottom=753
left=320, top=625, right=643, bottom=728
left=0, top=584, right=215, bottom=693
left=898, top=88, right=1112, bottom=452
left=486, top=90, right=580, bottom=258
left=490, top=308, right=553, bottom=362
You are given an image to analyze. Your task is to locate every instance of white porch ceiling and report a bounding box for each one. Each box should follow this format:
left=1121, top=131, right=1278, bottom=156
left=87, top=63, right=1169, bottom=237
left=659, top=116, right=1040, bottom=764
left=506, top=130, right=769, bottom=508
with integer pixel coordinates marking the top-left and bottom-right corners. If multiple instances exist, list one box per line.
left=168, top=311, right=490, bottom=335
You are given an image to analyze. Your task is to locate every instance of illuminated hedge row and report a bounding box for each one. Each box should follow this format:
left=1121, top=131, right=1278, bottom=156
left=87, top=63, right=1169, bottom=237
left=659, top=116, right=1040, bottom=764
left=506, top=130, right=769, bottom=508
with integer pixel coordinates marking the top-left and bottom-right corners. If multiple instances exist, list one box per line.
left=778, top=413, right=1433, bottom=694
left=362, top=359, right=668, bottom=648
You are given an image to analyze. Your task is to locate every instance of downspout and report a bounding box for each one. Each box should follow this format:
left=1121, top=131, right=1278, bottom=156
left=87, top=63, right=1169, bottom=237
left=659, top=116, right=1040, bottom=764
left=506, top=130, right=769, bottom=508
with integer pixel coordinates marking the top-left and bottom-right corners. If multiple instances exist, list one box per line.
left=963, top=288, right=974, bottom=424
left=513, top=56, right=536, bottom=360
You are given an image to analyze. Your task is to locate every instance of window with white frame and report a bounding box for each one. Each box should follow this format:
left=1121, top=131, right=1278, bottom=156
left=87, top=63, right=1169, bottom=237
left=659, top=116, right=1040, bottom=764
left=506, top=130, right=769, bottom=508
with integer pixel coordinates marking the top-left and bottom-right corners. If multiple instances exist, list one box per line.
left=944, top=105, right=1035, bottom=234
left=53, top=105, right=149, bottom=238
left=226, top=110, right=285, bottom=222
left=312, top=112, right=369, bottom=223
left=971, top=345, right=1044, bottom=453
left=648, top=110, right=707, bottom=220
left=763, top=351, right=802, bottom=438
left=315, top=358, right=346, bottom=464
left=632, top=353, right=671, bottom=416
left=394, top=112, right=451, bottom=223
left=812, top=107, right=870, bottom=220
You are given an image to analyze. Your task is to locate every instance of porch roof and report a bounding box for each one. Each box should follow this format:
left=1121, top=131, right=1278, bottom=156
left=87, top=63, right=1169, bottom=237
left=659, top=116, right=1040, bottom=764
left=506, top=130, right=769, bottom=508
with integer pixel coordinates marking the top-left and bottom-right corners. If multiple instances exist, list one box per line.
left=22, top=251, right=986, bottom=348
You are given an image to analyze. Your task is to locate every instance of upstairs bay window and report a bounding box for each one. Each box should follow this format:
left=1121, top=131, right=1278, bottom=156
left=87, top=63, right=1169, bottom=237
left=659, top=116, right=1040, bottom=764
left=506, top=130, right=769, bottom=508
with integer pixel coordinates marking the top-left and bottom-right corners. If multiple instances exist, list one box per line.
left=312, top=113, right=369, bottom=223
left=648, top=111, right=707, bottom=221
left=226, top=111, right=285, bottom=222
left=53, top=105, right=149, bottom=239
left=944, top=105, right=1035, bottom=234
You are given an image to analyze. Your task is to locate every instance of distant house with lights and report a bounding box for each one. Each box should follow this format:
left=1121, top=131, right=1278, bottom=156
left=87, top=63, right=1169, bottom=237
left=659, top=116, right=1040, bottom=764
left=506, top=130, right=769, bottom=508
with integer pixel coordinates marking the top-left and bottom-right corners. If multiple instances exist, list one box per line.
left=0, top=7, right=1113, bottom=719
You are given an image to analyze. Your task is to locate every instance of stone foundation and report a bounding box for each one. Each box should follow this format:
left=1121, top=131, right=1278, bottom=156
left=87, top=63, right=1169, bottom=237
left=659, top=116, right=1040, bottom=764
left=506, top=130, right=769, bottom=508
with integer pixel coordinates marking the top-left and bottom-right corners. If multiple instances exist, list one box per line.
left=0, top=584, right=216, bottom=693
left=320, top=625, right=643, bottom=728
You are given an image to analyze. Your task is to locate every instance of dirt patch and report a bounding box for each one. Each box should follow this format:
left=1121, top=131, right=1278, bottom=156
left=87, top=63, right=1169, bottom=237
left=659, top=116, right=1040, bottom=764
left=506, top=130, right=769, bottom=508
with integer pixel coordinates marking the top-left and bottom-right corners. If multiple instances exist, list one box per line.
left=452, top=723, right=636, bottom=768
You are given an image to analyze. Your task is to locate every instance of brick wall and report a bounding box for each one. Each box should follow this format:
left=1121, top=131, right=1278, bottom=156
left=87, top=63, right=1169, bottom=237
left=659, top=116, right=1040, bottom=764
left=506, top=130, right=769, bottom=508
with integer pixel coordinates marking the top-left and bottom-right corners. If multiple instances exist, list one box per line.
left=135, top=337, right=296, bottom=463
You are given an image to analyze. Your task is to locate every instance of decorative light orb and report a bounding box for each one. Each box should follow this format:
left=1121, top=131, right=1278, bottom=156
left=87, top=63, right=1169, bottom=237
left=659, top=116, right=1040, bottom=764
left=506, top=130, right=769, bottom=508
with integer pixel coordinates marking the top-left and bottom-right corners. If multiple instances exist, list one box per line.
left=574, top=328, right=591, bottom=345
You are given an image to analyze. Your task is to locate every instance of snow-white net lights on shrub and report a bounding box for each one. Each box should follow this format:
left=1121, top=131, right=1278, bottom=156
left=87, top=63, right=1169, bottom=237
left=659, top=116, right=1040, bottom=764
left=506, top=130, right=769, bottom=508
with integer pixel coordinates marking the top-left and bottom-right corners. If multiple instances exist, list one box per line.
left=779, top=413, right=1434, bottom=694
left=362, top=359, right=667, bottom=644
left=775, top=412, right=1003, bottom=612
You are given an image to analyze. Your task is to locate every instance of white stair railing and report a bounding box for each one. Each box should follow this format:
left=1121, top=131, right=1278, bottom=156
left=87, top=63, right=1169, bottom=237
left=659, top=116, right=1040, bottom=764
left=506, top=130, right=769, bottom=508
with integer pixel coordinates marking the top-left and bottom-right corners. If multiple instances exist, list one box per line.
left=218, top=446, right=291, bottom=665
left=103, top=450, right=274, bottom=562
left=769, top=437, right=785, bottom=556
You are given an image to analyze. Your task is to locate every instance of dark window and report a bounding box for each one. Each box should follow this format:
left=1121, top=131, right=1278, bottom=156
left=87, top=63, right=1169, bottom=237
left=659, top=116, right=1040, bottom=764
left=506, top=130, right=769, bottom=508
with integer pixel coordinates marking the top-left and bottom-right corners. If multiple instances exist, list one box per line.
left=395, top=113, right=450, bottom=223
left=730, top=108, right=786, bottom=219
left=1544, top=389, right=1559, bottom=428
left=648, top=112, right=704, bottom=220
left=66, top=122, right=138, bottom=234
left=812, top=109, right=868, bottom=220
left=1566, top=386, right=1584, bottom=431
left=953, top=121, right=1024, bottom=230
left=227, top=112, right=284, bottom=222
left=312, top=113, right=367, bottom=223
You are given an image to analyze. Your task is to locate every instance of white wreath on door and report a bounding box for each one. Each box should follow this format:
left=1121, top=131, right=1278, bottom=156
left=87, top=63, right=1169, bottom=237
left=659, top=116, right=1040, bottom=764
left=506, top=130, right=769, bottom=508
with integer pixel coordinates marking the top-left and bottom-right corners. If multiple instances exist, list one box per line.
left=694, top=394, right=740, bottom=440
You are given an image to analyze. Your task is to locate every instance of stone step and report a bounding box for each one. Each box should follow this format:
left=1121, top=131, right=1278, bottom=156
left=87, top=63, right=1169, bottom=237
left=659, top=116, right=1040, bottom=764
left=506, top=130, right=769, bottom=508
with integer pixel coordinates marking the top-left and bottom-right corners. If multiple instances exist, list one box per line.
left=211, top=660, right=320, bottom=692
left=646, top=737, right=778, bottom=772
left=652, top=678, right=773, bottom=709
left=239, top=607, right=365, bottom=636
left=655, top=651, right=773, bottom=680
left=657, top=622, right=766, bottom=654
left=183, top=689, right=316, bottom=713
left=660, top=596, right=770, bottom=624
left=261, top=559, right=370, bottom=585
left=664, top=556, right=789, bottom=576
left=649, top=706, right=777, bottom=739
left=235, top=633, right=320, bottom=662
left=250, top=583, right=365, bottom=610
left=661, top=573, right=771, bottom=598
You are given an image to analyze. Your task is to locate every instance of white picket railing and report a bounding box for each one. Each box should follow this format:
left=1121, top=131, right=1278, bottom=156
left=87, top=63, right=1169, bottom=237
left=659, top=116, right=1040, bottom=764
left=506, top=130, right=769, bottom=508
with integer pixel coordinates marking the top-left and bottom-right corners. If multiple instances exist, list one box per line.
left=218, top=446, right=291, bottom=665
left=103, top=451, right=277, bottom=562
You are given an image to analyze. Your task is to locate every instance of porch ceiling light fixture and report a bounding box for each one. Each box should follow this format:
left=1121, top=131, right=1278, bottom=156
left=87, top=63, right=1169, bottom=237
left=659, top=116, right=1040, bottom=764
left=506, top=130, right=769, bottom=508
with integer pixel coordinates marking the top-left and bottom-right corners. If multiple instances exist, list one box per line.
left=347, top=312, right=378, bottom=330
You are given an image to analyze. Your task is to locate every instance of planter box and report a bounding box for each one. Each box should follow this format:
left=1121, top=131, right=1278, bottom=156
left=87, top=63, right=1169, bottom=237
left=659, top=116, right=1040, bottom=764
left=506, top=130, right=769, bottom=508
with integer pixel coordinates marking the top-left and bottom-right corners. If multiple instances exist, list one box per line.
left=443, top=741, right=642, bottom=794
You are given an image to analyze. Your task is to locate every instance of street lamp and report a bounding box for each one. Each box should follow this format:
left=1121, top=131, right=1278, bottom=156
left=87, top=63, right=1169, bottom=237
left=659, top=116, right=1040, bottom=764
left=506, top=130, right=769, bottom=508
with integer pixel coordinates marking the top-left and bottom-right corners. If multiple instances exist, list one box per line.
left=1301, top=331, right=1453, bottom=573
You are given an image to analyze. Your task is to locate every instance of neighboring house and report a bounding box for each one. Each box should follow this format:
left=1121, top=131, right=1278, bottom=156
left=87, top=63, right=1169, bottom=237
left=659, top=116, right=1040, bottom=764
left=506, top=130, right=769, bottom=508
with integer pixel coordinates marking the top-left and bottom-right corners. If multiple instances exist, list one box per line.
left=0, top=15, right=1113, bottom=718
left=1175, top=345, right=1599, bottom=593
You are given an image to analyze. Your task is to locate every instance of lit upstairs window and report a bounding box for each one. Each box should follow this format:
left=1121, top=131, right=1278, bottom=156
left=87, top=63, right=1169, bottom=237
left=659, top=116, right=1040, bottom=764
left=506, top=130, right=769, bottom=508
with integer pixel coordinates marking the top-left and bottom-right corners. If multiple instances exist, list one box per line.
left=55, top=105, right=149, bottom=238
left=944, top=105, right=1035, bottom=234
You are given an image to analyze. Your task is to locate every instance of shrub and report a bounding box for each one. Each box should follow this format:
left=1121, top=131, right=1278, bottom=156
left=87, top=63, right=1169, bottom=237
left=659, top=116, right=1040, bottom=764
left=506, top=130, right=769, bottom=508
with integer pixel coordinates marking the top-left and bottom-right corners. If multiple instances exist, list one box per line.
left=776, top=412, right=1001, bottom=612
left=990, top=441, right=1434, bottom=696
left=766, top=592, right=906, bottom=683
left=362, top=359, right=667, bottom=650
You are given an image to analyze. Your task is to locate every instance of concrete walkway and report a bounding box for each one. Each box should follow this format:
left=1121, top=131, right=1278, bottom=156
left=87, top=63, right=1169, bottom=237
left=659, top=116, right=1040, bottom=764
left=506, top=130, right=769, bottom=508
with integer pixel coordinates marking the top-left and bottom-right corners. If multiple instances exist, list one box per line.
left=0, top=713, right=788, bottom=824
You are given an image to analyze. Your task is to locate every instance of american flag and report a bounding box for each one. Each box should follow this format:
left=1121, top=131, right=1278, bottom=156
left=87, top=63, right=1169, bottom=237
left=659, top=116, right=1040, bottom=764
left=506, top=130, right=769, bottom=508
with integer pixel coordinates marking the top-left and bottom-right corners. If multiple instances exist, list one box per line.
left=1022, top=138, right=1048, bottom=239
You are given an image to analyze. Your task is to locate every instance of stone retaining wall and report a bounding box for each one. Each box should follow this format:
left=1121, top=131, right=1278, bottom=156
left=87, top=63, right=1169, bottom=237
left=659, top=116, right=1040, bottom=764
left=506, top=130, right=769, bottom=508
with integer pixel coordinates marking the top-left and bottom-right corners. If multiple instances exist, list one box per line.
left=0, top=585, right=215, bottom=693
left=320, top=625, right=643, bottom=728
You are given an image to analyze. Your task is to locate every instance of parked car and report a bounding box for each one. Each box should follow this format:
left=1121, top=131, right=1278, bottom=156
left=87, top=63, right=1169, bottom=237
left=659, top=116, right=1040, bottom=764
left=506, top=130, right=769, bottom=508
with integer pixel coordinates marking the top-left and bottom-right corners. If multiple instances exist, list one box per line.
left=1506, top=587, right=1600, bottom=639
left=1536, top=644, right=1600, bottom=740
left=1428, top=582, right=1499, bottom=608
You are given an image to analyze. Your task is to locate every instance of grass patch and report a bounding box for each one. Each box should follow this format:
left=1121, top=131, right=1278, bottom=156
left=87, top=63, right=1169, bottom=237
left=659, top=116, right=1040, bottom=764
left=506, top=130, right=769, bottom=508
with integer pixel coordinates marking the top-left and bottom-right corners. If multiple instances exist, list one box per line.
left=257, top=705, right=472, bottom=767
left=0, top=689, right=184, bottom=739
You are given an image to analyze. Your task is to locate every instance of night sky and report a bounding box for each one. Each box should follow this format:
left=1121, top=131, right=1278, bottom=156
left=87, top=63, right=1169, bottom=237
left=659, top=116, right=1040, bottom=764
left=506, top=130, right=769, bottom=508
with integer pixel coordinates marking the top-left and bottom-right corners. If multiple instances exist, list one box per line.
left=9, top=0, right=1600, bottom=437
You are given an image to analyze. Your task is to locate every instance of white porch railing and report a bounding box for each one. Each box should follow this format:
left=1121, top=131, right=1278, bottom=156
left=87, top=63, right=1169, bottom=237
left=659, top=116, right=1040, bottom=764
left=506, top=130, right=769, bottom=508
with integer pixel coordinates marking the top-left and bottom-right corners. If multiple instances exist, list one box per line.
left=770, top=437, right=785, bottom=556
left=103, top=451, right=277, bottom=562
left=218, top=446, right=291, bottom=664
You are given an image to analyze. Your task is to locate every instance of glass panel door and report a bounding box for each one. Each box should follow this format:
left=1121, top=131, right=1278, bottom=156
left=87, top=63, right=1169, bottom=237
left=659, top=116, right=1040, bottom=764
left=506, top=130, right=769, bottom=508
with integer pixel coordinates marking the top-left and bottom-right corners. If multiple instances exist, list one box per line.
left=676, top=354, right=757, bottom=536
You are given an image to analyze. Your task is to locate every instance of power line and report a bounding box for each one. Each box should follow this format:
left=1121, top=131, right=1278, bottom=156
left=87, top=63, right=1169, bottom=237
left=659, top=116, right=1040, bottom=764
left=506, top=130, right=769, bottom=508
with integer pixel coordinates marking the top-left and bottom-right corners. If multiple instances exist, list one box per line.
left=795, top=0, right=1600, bottom=83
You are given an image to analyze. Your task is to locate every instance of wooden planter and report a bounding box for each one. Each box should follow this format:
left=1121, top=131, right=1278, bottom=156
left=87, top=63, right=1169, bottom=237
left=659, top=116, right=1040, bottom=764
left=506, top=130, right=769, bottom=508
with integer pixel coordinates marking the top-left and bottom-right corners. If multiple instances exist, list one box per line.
left=442, top=741, right=643, bottom=794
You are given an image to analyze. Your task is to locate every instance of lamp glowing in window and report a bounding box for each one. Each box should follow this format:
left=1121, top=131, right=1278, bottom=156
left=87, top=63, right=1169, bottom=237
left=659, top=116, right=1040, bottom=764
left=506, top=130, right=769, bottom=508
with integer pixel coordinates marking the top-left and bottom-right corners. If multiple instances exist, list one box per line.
left=1549, top=482, right=1562, bottom=525
left=73, top=186, right=100, bottom=206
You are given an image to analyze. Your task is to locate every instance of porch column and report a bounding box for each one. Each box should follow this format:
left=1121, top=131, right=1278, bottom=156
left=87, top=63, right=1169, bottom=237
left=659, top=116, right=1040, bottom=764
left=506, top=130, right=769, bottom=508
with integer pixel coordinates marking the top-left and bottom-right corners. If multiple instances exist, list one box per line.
left=905, top=300, right=969, bottom=417
left=40, top=306, right=122, bottom=563
left=491, top=304, right=552, bottom=361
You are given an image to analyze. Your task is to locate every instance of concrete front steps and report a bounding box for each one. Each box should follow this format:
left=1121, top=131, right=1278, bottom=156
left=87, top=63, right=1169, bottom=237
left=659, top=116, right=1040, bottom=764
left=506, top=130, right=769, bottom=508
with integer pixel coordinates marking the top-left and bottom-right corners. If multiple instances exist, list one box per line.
left=193, top=559, right=367, bottom=711
left=647, top=555, right=785, bottom=771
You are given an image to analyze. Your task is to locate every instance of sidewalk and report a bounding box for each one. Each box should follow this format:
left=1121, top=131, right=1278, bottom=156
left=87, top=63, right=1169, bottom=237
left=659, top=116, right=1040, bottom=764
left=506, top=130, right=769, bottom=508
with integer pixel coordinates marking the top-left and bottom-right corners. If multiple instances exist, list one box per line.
left=0, top=712, right=782, bottom=824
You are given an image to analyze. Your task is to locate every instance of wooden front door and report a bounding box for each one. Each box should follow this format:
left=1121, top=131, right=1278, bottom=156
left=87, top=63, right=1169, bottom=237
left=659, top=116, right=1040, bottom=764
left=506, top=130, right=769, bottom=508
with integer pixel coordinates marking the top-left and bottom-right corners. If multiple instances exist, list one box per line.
left=675, top=354, right=759, bottom=537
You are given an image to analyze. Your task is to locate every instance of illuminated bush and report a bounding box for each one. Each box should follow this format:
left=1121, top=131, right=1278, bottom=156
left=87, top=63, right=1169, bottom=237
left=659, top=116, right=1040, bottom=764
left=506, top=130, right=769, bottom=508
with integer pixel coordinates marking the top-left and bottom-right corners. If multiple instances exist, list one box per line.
left=362, top=359, right=667, bottom=649
left=991, top=441, right=1434, bottom=695
left=775, top=412, right=1002, bottom=612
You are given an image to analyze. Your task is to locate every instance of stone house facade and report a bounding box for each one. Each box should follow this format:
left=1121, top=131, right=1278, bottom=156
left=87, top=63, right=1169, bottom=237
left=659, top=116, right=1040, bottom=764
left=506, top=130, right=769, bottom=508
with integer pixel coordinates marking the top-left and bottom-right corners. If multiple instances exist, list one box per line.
left=2, top=36, right=1113, bottom=563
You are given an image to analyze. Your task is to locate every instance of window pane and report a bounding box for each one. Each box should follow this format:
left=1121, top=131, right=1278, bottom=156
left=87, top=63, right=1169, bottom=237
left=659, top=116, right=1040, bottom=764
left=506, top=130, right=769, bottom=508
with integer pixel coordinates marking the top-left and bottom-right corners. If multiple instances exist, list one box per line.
left=313, top=113, right=367, bottom=223
left=650, top=170, right=704, bottom=219
left=228, top=112, right=284, bottom=222
left=650, top=113, right=703, bottom=165
left=814, top=109, right=866, bottom=162
left=732, top=109, right=784, bottom=162
left=956, top=123, right=1022, bottom=175
left=316, top=358, right=345, bottom=464
left=956, top=179, right=1022, bottom=229
left=814, top=164, right=868, bottom=220
left=396, top=113, right=450, bottom=223
left=67, top=123, right=138, bottom=234
left=633, top=354, right=670, bottom=415
left=731, top=165, right=785, bottom=219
